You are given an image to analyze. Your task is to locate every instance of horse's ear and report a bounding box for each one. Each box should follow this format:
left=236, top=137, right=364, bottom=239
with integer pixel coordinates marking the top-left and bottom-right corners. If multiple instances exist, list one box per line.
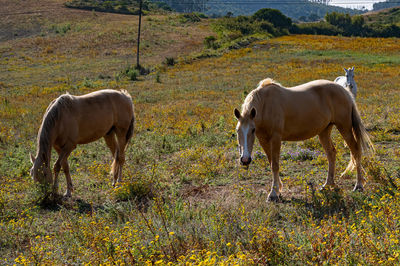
left=352, top=66, right=355, bottom=71
left=234, top=108, right=241, bottom=120
left=30, top=153, right=35, bottom=164
left=250, top=108, right=256, bottom=119
left=343, top=67, right=348, bottom=72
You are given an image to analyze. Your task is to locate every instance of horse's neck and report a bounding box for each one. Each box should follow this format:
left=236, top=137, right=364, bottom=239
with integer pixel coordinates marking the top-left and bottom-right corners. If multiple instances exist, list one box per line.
left=38, top=140, right=52, bottom=163
left=37, top=126, right=55, bottom=165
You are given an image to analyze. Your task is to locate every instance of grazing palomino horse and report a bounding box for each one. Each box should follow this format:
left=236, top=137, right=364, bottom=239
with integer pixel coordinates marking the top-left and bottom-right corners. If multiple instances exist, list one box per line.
left=234, top=78, right=373, bottom=202
left=30, top=89, right=135, bottom=197
left=334, top=67, right=357, bottom=98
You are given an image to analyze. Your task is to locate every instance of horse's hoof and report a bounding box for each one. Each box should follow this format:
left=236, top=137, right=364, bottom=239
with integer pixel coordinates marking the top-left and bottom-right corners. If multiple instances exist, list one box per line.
left=267, top=194, right=281, bottom=203
left=353, top=185, right=364, bottom=192
left=320, top=184, right=336, bottom=191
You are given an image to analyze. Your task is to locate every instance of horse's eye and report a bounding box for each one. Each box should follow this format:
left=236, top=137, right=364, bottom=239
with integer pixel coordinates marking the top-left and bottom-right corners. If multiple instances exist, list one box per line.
left=252, top=128, right=255, bottom=134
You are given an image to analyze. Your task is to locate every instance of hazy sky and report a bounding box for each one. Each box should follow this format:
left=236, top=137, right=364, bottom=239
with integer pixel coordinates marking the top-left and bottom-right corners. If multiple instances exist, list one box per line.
left=329, top=0, right=387, bottom=10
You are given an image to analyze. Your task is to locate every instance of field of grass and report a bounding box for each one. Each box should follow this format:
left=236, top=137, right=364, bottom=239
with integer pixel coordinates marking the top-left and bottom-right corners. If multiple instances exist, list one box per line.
left=1, top=1, right=400, bottom=265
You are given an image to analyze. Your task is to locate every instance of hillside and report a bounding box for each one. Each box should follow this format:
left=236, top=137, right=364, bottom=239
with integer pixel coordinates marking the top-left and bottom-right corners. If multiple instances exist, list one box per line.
left=0, top=0, right=212, bottom=85
left=373, top=0, right=400, bottom=11
left=204, top=0, right=363, bottom=20
left=364, top=6, right=400, bottom=25
left=1, top=0, right=400, bottom=264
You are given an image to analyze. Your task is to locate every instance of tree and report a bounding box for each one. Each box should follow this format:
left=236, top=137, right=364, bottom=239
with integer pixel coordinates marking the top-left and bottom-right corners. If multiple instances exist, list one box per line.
left=252, top=8, right=292, bottom=29
left=161, top=0, right=208, bottom=13
left=373, top=0, right=400, bottom=11
left=309, top=0, right=331, bottom=5
left=325, top=12, right=351, bottom=28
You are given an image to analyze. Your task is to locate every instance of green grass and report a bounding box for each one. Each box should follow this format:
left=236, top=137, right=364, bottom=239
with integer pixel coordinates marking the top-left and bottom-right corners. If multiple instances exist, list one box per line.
left=1, top=5, right=400, bottom=264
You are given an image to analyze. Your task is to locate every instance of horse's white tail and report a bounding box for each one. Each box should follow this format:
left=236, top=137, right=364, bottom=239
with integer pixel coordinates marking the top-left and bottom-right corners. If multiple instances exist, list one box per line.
left=351, top=103, right=374, bottom=155
left=342, top=103, right=374, bottom=176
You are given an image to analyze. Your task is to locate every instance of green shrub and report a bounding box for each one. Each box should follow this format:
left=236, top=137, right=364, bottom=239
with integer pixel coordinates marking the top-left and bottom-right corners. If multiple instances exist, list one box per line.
left=253, top=8, right=292, bottom=29
left=127, top=68, right=138, bottom=81
left=50, top=23, right=72, bottom=35
left=368, top=23, right=400, bottom=37
left=178, top=13, right=202, bottom=23
left=204, top=35, right=220, bottom=49
left=325, top=12, right=351, bottom=29
left=155, top=71, right=161, bottom=83
left=211, top=11, right=289, bottom=46
left=290, top=21, right=341, bottom=35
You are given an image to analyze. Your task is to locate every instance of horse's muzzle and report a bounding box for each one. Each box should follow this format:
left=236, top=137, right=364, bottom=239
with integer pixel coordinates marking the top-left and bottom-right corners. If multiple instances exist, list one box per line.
left=240, top=157, right=252, bottom=166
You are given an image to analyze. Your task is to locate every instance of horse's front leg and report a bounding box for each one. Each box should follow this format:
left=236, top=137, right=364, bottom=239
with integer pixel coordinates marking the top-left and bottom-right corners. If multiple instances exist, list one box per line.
left=260, top=135, right=282, bottom=202
left=318, top=125, right=336, bottom=189
left=53, top=158, right=62, bottom=196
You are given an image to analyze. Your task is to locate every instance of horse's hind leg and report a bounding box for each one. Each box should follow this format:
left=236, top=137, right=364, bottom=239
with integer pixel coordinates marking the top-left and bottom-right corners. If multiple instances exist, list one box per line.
left=318, top=125, right=336, bottom=188
left=113, top=131, right=129, bottom=185
left=104, top=133, right=119, bottom=186
left=104, top=131, right=117, bottom=157
left=337, top=126, right=364, bottom=191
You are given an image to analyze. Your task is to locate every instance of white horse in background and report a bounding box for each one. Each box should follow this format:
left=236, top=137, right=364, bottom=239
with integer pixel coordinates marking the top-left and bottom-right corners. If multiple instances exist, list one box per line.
left=334, top=67, right=357, bottom=98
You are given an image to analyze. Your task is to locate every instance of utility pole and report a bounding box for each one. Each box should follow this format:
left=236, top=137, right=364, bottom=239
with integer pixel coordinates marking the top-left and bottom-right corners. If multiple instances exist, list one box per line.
left=136, top=0, right=142, bottom=69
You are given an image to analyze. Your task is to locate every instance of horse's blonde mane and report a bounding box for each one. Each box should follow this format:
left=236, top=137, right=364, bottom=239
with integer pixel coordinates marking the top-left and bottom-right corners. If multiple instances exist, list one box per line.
left=120, top=89, right=132, bottom=99
left=242, top=78, right=280, bottom=115
left=36, top=93, right=74, bottom=161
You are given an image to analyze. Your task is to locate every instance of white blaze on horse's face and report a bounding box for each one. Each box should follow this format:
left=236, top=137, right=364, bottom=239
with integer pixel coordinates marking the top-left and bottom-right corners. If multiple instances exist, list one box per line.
left=234, top=108, right=257, bottom=167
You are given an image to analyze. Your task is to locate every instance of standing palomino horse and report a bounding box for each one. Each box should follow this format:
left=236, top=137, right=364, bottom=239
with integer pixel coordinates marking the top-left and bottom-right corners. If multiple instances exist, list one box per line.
left=334, top=67, right=357, bottom=98
left=234, top=78, right=373, bottom=202
left=30, top=89, right=135, bottom=197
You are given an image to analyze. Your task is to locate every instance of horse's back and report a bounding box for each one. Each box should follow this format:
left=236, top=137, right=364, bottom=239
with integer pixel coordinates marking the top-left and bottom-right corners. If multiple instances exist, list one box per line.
left=294, top=79, right=354, bottom=122
left=334, top=76, right=344, bottom=83
left=78, top=89, right=131, bottom=104
left=59, top=90, right=134, bottom=144
left=259, top=80, right=353, bottom=140
left=76, top=90, right=133, bottom=115
left=305, top=80, right=352, bottom=109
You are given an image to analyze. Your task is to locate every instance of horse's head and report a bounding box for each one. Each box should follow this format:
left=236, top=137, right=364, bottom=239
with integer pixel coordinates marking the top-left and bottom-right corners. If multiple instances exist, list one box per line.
left=30, top=153, right=52, bottom=184
left=344, top=67, right=355, bottom=82
left=234, top=107, right=256, bottom=167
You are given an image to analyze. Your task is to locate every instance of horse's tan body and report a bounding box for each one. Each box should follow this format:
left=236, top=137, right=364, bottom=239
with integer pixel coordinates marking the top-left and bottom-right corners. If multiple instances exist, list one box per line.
left=252, top=80, right=353, bottom=141
left=30, top=89, right=135, bottom=197
left=235, top=79, right=373, bottom=201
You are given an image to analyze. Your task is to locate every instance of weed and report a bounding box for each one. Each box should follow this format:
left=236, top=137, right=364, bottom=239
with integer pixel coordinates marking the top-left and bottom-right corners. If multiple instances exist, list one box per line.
left=155, top=71, right=161, bottom=83
left=164, top=57, right=176, bottom=66
left=282, top=147, right=321, bottom=161
left=113, top=179, right=154, bottom=207
left=50, top=23, right=72, bottom=35
left=82, top=77, right=97, bottom=88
